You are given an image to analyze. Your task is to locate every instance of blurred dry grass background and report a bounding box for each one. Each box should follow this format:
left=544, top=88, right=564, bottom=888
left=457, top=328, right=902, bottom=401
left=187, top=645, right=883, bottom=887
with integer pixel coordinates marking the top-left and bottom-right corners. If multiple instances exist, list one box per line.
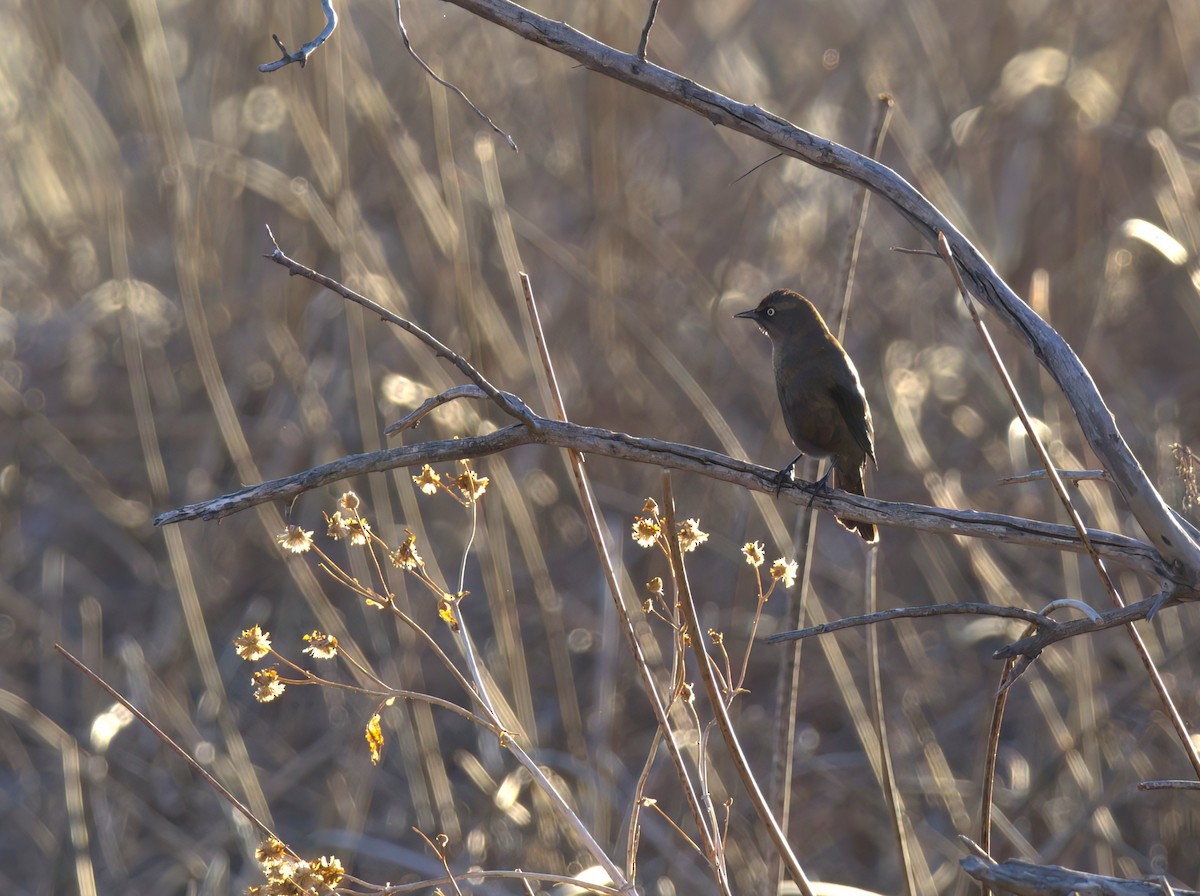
left=3, top=0, right=1200, bottom=892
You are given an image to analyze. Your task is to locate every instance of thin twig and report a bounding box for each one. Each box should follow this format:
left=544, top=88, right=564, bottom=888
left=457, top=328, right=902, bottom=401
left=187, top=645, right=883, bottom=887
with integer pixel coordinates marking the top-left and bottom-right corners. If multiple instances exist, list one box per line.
left=661, top=473, right=813, bottom=896
left=265, top=227, right=537, bottom=428
left=998, top=468, right=1110, bottom=486
left=394, top=0, right=517, bottom=151
left=385, top=385, right=489, bottom=434
left=635, top=0, right=663, bottom=60
left=766, top=602, right=1053, bottom=644
left=56, top=644, right=288, bottom=849
left=259, top=0, right=337, bottom=72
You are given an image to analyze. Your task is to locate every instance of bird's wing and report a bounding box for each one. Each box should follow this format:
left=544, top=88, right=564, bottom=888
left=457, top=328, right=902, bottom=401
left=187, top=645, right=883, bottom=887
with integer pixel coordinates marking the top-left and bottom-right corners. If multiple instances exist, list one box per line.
left=830, top=380, right=876, bottom=465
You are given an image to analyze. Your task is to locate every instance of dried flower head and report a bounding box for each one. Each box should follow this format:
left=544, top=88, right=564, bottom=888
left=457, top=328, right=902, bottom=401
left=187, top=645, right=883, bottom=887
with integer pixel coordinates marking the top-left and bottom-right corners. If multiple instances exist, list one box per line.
left=366, top=713, right=384, bottom=765
left=742, top=541, right=766, bottom=567
left=413, top=464, right=442, bottom=496
left=325, top=511, right=351, bottom=541
left=646, top=576, right=664, bottom=597
left=289, top=860, right=321, bottom=892
left=389, top=531, right=424, bottom=571
left=455, top=468, right=490, bottom=503
left=312, top=856, right=345, bottom=887
left=771, top=558, right=799, bottom=589
left=708, top=628, right=723, bottom=645
left=438, top=593, right=460, bottom=632
left=339, top=491, right=361, bottom=512
left=255, top=837, right=288, bottom=873
left=253, top=667, right=286, bottom=703
left=632, top=516, right=661, bottom=548
left=677, top=518, right=709, bottom=553
left=642, top=497, right=659, bottom=515
left=234, top=626, right=272, bottom=662
left=302, top=631, right=339, bottom=659
left=275, top=525, right=314, bottom=554
left=345, top=516, right=371, bottom=546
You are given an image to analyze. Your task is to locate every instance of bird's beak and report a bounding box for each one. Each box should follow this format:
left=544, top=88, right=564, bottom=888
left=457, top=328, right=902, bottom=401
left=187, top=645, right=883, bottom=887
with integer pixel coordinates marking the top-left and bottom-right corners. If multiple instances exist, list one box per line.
left=734, top=309, right=757, bottom=320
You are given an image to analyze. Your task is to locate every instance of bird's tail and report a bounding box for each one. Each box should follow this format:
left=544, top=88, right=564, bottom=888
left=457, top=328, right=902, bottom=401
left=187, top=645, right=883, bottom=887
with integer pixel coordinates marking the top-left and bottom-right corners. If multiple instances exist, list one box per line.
left=834, top=463, right=878, bottom=544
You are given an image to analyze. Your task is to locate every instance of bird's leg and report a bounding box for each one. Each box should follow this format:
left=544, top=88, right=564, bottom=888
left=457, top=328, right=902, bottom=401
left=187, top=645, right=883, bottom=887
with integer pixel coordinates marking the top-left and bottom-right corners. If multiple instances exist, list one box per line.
left=773, top=453, right=805, bottom=497
left=798, top=463, right=835, bottom=510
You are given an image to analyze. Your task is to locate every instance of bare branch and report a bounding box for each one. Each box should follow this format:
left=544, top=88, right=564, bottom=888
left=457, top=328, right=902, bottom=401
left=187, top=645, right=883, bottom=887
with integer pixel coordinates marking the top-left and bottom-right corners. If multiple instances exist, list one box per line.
left=152, top=413, right=1180, bottom=593
left=385, top=385, right=492, bottom=434
left=264, top=227, right=539, bottom=428
left=1138, top=779, right=1200, bottom=791
left=998, top=468, right=1110, bottom=486
left=259, top=0, right=337, bottom=72
left=434, top=0, right=1200, bottom=595
left=394, top=1, right=517, bottom=151
left=765, top=603, right=1054, bottom=645
left=960, top=854, right=1198, bottom=896
left=991, top=595, right=1169, bottom=660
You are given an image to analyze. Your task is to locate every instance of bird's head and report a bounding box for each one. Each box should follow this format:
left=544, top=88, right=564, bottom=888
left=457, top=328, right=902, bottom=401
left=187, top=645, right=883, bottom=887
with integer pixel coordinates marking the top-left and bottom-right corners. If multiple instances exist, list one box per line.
left=734, top=288, right=831, bottom=341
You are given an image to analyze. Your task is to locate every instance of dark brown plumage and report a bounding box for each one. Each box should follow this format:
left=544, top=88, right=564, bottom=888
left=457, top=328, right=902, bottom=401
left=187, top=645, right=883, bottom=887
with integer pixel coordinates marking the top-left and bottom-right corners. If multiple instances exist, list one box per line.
left=736, top=288, right=878, bottom=543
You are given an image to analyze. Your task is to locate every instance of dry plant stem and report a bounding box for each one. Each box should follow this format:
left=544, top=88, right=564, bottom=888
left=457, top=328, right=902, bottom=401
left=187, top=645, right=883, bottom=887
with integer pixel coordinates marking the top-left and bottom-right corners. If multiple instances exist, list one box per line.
left=865, top=548, right=916, bottom=896
left=259, top=0, right=337, bottom=71
left=978, top=608, right=1097, bottom=896
left=519, top=273, right=715, bottom=890
left=979, top=654, right=1016, bottom=896
left=266, top=642, right=495, bottom=729
left=626, top=727, right=665, bottom=881
left=434, top=0, right=1200, bottom=595
left=936, top=233, right=1200, bottom=778
left=393, top=0, right=517, bottom=151
left=660, top=473, right=815, bottom=896
left=264, top=227, right=537, bottom=428
left=445, top=505, right=629, bottom=889
left=55, top=645, right=288, bottom=850
left=768, top=489, right=818, bottom=886
left=960, top=855, right=1200, bottom=896
left=832, top=92, right=894, bottom=340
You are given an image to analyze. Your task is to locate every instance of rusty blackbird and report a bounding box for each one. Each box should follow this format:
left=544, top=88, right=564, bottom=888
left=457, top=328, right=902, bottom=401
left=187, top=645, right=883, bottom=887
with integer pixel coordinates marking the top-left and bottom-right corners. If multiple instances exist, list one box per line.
left=736, top=288, right=878, bottom=543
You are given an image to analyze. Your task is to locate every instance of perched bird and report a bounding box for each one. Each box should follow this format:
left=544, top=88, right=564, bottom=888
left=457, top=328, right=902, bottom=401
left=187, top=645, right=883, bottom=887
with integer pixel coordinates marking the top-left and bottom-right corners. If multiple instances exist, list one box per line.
left=736, top=288, right=878, bottom=543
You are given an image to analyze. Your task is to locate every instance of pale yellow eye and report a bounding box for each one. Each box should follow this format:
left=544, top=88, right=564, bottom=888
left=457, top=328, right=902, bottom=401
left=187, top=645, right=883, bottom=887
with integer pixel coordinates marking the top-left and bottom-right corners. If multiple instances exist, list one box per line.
left=766, top=308, right=775, bottom=317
